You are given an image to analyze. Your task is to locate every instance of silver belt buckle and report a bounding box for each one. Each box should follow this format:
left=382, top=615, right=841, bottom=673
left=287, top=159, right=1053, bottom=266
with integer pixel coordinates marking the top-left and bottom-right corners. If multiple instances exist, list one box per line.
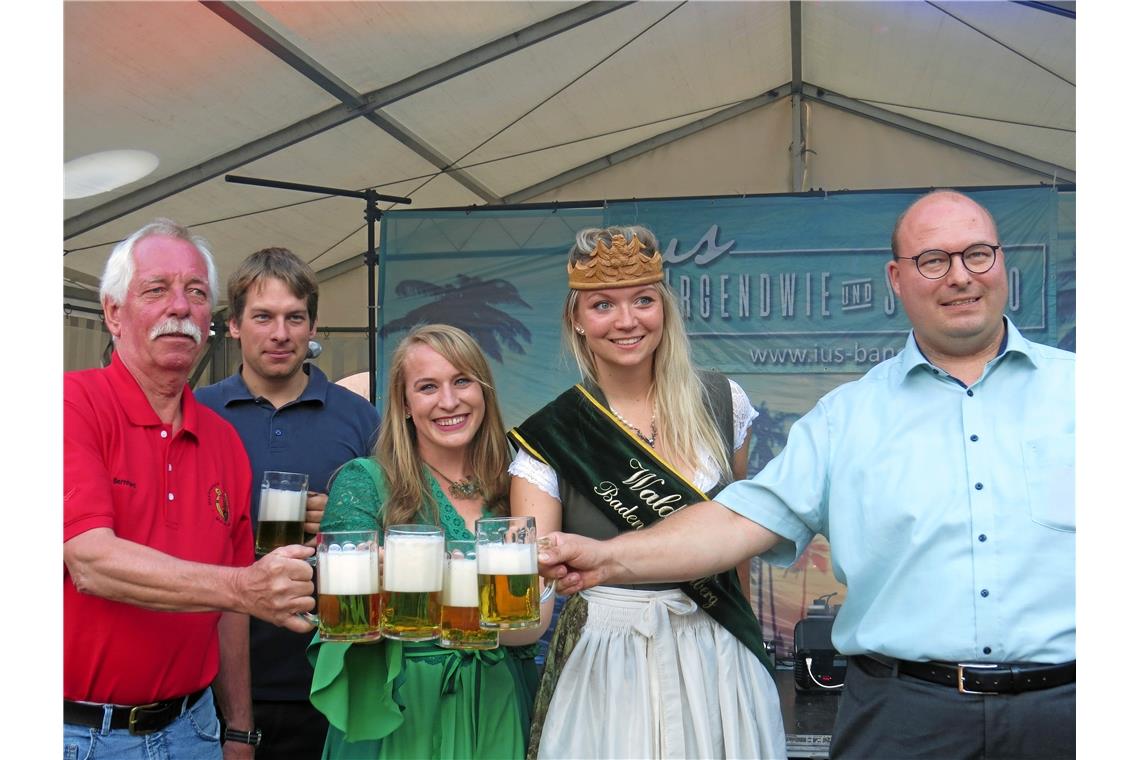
left=957, top=662, right=999, bottom=695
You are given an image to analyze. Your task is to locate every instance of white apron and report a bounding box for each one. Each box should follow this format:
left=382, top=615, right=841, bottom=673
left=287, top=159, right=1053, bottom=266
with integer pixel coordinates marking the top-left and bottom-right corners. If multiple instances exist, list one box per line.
left=537, top=586, right=787, bottom=759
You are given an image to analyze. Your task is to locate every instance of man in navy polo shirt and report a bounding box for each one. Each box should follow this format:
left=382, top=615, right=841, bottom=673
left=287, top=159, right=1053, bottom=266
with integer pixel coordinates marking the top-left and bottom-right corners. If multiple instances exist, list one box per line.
left=197, top=247, right=381, bottom=759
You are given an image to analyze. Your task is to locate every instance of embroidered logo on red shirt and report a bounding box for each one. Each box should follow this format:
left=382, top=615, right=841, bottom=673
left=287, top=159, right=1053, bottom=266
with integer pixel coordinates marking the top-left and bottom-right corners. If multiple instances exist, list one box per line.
left=209, top=484, right=230, bottom=525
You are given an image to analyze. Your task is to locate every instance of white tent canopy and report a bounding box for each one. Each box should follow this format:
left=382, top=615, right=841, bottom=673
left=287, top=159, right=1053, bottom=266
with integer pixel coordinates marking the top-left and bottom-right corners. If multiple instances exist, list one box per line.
left=63, top=1, right=1074, bottom=327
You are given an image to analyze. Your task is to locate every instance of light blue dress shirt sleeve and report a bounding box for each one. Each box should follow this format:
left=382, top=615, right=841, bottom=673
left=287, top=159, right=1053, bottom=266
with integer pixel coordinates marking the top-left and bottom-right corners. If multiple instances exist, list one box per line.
left=716, top=399, right=831, bottom=568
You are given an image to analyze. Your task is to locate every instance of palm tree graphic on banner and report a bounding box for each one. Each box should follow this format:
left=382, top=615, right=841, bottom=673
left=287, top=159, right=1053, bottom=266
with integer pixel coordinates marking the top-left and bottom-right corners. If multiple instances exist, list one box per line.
left=748, top=402, right=797, bottom=474
left=380, top=274, right=533, bottom=361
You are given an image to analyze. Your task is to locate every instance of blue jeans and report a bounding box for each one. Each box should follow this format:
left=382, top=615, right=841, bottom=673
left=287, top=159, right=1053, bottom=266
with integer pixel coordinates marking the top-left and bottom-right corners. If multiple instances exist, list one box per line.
left=64, top=688, right=221, bottom=760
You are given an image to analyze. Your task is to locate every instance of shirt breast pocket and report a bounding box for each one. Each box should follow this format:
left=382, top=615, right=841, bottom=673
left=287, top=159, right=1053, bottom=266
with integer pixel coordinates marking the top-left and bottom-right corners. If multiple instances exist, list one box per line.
left=1022, top=434, right=1075, bottom=531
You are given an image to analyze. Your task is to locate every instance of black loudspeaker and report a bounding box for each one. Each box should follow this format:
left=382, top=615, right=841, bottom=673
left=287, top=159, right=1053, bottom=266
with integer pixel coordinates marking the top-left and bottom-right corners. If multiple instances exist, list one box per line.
left=793, top=594, right=847, bottom=692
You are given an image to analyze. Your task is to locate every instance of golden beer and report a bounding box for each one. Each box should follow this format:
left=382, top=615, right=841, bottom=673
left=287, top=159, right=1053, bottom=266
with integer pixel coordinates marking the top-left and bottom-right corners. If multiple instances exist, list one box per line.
left=315, top=546, right=382, bottom=641
left=256, top=484, right=306, bottom=554
left=255, top=520, right=304, bottom=555
left=381, top=530, right=444, bottom=641
left=477, top=543, right=541, bottom=630
left=441, top=556, right=498, bottom=650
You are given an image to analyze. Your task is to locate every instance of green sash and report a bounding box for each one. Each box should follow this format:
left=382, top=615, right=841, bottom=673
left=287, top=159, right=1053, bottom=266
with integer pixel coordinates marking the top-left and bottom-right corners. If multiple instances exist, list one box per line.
left=509, top=384, right=773, bottom=674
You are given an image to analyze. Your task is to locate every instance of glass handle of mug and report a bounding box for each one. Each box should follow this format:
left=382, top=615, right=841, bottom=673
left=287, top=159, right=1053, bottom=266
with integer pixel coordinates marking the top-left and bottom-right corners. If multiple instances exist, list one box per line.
left=296, top=554, right=320, bottom=626
left=540, top=577, right=555, bottom=603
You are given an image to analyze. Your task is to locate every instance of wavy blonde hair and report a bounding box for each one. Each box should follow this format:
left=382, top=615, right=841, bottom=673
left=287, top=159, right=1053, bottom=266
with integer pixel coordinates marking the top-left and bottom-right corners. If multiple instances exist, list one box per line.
left=562, top=226, right=731, bottom=481
left=373, top=324, right=511, bottom=527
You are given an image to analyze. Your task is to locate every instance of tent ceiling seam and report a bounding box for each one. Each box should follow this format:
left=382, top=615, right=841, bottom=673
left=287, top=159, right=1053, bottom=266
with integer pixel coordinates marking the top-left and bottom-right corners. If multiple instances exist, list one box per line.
left=204, top=1, right=503, bottom=204
left=851, top=97, right=1073, bottom=133
left=805, top=84, right=1074, bottom=182
left=64, top=0, right=633, bottom=240
left=502, top=84, right=794, bottom=204
left=926, top=0, right=1074, bottom=87
left=390, top=1, right=688, bottom=210
left=63, top=95, right=766, bottom=257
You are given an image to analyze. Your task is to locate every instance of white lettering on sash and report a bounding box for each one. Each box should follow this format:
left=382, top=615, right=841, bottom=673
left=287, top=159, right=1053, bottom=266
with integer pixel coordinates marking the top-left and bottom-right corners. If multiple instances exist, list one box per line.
left=622, top=459, right=686, bottom=518
left=594, top=481, right=645, bottom=529
left=689, top=576, right=719, bottom=610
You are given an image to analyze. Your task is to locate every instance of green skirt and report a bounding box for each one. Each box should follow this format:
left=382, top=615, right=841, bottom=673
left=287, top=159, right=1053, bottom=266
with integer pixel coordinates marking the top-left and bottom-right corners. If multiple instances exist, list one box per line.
left=309, top=636, right=538, bottom=760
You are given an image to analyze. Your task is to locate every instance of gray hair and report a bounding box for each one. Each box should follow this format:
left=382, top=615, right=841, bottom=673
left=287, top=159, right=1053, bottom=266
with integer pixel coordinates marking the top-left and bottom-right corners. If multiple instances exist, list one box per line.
left=99, top=218, right=219, bottom=308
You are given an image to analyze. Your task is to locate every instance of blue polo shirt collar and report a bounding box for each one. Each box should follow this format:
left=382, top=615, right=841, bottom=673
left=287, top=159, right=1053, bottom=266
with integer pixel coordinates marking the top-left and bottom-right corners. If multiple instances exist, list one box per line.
left=219, top=363, right=329, bottom=408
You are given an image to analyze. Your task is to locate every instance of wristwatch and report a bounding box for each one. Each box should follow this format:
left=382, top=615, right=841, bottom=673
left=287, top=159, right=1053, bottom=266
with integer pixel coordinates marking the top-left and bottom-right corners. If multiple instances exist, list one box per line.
left=220, top=721, right=262, bottom=747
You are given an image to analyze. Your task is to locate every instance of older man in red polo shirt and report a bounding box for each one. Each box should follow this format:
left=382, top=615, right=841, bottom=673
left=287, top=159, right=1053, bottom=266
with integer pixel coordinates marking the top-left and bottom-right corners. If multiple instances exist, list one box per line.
left=64, top=219, right=317, bottom=760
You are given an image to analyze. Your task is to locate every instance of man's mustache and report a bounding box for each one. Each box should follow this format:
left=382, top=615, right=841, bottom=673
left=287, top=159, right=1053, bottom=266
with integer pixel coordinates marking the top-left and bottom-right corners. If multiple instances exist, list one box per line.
left=149, top=317, right=203, bottom=345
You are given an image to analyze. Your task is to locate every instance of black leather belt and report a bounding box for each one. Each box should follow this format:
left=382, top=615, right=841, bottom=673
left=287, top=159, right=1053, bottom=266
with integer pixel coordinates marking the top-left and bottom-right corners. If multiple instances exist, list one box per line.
left=63, top=687, right=208, bottom=735
left=857, top=655, right=1075, bottom=695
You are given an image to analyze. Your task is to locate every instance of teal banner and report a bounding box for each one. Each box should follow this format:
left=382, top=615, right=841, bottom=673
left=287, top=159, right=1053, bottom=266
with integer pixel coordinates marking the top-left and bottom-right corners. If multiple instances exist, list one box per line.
left=378, top=187, right=1073, bottom=429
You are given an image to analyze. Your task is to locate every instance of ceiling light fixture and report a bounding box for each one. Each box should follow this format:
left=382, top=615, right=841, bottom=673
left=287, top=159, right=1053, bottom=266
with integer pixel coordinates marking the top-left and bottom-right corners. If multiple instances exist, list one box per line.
left=64, top=149, right=159, bottom=199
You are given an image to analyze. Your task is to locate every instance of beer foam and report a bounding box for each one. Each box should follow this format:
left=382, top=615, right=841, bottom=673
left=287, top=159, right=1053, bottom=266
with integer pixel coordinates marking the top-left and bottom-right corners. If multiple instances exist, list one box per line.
left=477, top=542, right=537, bottom=575
left=443, top=558, right=479, bottom=607
left=384, top=534, right=444, bottom=592
left=318, top=549, right=380, bottom=595
left=260, top=487, right=306, bottom=522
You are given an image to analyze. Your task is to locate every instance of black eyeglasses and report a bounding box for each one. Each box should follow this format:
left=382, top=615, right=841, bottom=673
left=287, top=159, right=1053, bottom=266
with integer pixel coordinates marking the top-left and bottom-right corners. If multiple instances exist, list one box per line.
left=894, top=243, right=1001, bottom=280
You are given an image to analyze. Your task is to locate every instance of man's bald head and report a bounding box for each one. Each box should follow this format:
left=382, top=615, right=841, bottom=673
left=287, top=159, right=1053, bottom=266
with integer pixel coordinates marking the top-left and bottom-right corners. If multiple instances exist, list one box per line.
left=890, top=190, right=998, bottom=258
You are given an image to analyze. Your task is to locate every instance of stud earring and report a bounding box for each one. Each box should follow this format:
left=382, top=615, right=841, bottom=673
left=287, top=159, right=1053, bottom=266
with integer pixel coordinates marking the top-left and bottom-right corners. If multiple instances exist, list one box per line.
left=405, top=412, right=411, bottom=419
left=574, top=325, right=585, bottom=335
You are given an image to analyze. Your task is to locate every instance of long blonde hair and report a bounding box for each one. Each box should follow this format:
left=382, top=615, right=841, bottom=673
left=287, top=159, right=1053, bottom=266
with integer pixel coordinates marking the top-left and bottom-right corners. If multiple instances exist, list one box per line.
left=374, top=324, right=511, bottom=527
left=562, top=226, right=732, bottom=481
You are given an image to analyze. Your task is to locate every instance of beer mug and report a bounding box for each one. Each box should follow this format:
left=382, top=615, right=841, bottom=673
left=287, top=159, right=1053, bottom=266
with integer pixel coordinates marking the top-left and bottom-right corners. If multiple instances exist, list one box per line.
left=475, top=516, right=553, bottom=630
left=300, top=530, right=382, bottom=642
left=256, top=471, right=308, bottom=555
left=382, top=524, right=444, bottom=641
left=441, top=539, right=499, bottom=650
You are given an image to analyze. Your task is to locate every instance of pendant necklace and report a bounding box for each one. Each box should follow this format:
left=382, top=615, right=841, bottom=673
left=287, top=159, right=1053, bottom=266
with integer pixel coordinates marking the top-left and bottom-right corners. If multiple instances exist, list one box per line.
left=609, top=406, right=658, bottom=448
left=425, top=461, right=482, bottom=500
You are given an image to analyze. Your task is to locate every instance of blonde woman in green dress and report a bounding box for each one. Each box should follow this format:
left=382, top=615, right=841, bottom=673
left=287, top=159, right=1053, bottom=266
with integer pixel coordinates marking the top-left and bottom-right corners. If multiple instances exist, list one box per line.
left=309, top=324, right=540, bottom=759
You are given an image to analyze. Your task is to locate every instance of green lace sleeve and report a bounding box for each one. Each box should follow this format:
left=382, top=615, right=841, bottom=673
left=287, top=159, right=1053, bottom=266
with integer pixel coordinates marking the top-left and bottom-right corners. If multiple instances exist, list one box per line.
left=320, top=458, right=384, bottom=533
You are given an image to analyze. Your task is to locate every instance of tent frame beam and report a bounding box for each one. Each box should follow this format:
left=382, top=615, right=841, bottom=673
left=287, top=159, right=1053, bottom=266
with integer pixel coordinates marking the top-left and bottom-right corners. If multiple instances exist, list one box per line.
left=502, top=84, right=793, bottom=205
left=64, top=0, right=633, bottom=239
left=789, top=1, right=805, bottom=192
left=503, top=79, right=1073, bottom=204
left=804, top=84, right=1075, bottom=183
left=204, top=2, right=503, bottom=204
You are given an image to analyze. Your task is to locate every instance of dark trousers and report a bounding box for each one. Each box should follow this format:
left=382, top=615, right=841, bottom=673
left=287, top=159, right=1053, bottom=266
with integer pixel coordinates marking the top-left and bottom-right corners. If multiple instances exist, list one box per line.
left=829, top=656, right=1075, bottom=760
left=252, top=700, right=329, bottom=760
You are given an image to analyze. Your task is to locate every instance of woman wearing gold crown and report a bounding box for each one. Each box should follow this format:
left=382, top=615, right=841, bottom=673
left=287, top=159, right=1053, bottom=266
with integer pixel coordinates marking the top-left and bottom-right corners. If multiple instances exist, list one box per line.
left=508, top=226, right=786, bottom=758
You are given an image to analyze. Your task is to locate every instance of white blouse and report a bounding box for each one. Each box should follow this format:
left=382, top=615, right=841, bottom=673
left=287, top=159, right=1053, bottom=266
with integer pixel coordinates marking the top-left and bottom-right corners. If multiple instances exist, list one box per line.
left=509, top=379, right=758, bottom=499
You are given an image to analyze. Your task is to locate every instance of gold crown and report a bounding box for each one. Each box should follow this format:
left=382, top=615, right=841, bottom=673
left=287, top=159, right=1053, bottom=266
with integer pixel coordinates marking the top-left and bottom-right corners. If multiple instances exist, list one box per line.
left=567, top=233, right=664, bottom=291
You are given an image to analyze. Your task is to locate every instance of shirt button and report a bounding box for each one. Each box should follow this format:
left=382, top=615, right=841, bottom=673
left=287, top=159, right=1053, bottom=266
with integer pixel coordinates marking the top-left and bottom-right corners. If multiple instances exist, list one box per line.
left=975, top=482, right=984, bottom=490
left=168, top=492, right=174, bottom=501
left=980, top=589, right=989, bottom=598
left=160, top=430, right=168, bottom=438
left=168, top=464, right=173, bottom=472
left=983, top=646, right=992, bottom=655
left=966, top=389, right=974, bottom=397
left=970, top=434, right=979, bottom=442
left=978, top=534, right=987, bottom=542
left=275, top=430, right=283, bottom=436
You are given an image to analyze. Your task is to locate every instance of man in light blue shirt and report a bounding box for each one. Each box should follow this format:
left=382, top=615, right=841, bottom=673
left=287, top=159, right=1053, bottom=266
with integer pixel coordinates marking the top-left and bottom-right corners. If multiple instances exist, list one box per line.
left=538, top=191, right=1075, bottom=758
